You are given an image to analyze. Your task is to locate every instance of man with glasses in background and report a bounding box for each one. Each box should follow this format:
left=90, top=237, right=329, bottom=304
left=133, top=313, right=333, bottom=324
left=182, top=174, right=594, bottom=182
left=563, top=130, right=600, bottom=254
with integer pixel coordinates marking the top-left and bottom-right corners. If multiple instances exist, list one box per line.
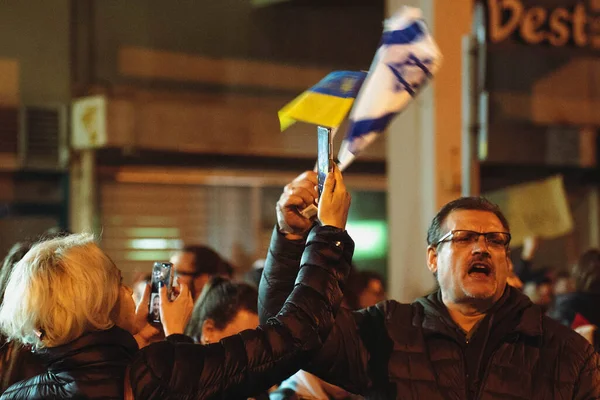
left=260, top=179, right=600, bottom=399
left=170, top=245, right=227, bottom=302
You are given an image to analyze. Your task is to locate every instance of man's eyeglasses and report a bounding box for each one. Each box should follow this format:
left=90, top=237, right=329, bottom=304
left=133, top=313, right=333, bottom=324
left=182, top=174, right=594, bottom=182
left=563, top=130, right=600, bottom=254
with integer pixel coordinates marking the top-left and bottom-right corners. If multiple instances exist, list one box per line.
left=175, top=271, right=203, bottom=278
left=434, top=230, right=511, bottom=249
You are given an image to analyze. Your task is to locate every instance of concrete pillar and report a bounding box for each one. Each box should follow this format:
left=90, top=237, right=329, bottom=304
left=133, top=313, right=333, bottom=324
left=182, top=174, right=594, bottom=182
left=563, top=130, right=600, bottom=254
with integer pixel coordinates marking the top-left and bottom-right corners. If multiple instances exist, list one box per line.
left=386, top=0, right=473, bottom=302
left=69, top=150, right=97, bottom=233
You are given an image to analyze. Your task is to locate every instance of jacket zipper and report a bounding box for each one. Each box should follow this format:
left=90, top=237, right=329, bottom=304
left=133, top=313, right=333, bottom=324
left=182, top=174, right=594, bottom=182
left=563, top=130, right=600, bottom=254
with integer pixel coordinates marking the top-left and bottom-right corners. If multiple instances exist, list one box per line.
left=473, top=315, right=496, bottom=400
left=464, top=337, right=470, bottom=400
left=474, top=348, right=499, bottom=400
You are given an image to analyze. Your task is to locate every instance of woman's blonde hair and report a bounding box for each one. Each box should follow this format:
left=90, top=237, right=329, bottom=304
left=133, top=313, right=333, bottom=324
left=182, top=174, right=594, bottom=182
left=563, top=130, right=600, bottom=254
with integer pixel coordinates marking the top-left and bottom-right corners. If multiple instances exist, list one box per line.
left=0, top=233, right=121, bottom=349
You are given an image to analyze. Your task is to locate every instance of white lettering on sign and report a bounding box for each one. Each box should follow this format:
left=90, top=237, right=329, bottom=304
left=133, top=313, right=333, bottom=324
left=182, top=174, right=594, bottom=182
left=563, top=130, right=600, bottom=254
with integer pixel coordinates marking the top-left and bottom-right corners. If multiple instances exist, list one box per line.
left=488, top=0, right=600, bottom=48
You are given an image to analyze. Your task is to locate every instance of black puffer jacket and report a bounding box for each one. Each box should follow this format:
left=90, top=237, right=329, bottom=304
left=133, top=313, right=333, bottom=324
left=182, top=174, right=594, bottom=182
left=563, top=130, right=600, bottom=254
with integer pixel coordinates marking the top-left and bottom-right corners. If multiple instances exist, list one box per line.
left=259, top=228, right=600, bottom=399
left=129, top=225, right=354, bottom=400
left=0, top=340, right=45, bottom=394
left=548, top=291, right=600, bottom=352
left=0, top=326, right=138, bottom=400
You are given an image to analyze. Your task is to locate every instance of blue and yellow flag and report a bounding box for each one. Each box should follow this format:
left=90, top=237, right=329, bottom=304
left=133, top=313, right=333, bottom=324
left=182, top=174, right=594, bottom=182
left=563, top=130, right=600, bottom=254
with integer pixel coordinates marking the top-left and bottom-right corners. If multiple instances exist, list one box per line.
left=278, top=71, right=367, bottom=131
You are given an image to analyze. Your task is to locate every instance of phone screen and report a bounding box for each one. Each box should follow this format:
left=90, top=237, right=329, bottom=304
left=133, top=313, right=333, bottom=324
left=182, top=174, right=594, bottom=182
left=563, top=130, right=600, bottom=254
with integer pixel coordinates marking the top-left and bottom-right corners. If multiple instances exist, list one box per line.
left=148, top=262, right=174, bottom=324
left=317, top=126, right=332, bottom=197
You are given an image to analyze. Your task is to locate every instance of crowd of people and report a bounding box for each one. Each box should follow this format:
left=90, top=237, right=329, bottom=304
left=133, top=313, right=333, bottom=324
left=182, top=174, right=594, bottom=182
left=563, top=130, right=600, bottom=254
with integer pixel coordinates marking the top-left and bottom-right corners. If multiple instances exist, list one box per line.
left=0, top=165, right=599, bottom=399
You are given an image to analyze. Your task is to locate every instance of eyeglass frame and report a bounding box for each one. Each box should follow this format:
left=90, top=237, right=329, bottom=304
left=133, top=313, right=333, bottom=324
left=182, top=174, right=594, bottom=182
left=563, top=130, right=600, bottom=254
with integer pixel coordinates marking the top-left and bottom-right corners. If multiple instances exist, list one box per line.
left=174, top=270, right=205, bottom=278
left=433, top=229, right=512, bottom=249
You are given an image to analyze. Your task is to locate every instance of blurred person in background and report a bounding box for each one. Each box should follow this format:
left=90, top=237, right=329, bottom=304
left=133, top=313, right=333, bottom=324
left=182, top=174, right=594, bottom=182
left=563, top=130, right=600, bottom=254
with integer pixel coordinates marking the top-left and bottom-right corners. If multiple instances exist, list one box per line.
left=0, top=241, right=45, bottom=394
left=218, top=260, right=235, bottom=279
left=170, top=245, right=228, bottom=302
left=260, top=171, right=600, bottom=399
left=513, top=236, right=558, bottom=312
left=184, top=277, right=266, bottom=400
left=127, top=165, right=355, bottom=400
left=244, top=258, right=265, bottom=289
left=512, top=235, right=540, bottom=283
left=548, top=249, right=600, bottom=351
left=0, top=233, right=165, bottom=399
left=553, top=270, right=574, bottom=297
left=344, top=269, right=386, bottom=310
left=184, top=276, right=259, bottom=344
left=522, top=268, right=555, bottom=313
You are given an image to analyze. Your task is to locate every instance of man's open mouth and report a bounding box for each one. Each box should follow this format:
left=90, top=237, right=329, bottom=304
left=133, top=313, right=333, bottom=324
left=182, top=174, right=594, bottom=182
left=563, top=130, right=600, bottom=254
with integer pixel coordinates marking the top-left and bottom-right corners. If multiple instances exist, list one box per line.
left=468, top=263, right=492, bottom=276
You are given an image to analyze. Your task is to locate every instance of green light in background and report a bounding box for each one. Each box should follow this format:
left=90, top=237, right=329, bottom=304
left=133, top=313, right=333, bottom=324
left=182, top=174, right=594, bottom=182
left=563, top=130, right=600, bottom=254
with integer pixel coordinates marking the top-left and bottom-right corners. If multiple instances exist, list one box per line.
left=128, top=239, right=183, bottom=250
left=125, top=251, right=174, bottom=261
left=345, top=220, right=387, bottom=259
left=125, top=228, right=180, bottom=238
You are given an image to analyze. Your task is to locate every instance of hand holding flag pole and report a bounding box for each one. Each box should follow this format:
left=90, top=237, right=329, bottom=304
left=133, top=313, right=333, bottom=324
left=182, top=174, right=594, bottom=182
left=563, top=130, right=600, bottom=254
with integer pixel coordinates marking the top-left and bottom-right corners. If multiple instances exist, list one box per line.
left=278, top=71, right=365, bottom=218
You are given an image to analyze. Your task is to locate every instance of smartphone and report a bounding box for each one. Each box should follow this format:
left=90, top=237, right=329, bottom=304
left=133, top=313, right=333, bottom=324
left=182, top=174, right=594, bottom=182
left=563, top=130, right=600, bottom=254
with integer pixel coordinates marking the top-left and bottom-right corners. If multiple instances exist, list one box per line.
left=317, top=126, right=333, bottom=197
left=148, top=262, right=174, bottom=324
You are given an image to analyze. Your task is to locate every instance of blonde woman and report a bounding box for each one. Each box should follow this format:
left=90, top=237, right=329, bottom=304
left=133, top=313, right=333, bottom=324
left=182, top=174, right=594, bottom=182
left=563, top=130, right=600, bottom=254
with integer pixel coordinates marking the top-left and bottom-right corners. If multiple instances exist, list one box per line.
left=0, top=233, right=187, bottom=399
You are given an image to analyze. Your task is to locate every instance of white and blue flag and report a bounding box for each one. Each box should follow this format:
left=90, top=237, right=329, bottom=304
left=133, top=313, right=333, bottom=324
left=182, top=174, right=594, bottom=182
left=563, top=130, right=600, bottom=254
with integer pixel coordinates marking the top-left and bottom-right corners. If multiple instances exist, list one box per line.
left=337, top=7, right=442, bottom=171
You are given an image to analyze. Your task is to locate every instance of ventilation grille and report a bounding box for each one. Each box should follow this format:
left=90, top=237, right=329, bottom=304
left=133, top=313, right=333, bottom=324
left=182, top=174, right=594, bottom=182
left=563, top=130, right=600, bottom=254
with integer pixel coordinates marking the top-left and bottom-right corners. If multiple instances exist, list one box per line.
left=21, top=105, right=68, bottom=170
left=0, top=107, right=19, bottom=154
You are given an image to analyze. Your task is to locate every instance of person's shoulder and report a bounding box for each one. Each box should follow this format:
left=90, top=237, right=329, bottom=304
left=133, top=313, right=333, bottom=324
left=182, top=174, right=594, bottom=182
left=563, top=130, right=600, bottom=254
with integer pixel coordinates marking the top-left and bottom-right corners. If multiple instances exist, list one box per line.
left=369, top=299, right=410, bottom=311
left=541, top=315, right=596, bottom=360
left=132, top=335, right=197, bottom=370
left=358, top=299, right=415, bottom=323
left=0, top=371, right=60, bottom=399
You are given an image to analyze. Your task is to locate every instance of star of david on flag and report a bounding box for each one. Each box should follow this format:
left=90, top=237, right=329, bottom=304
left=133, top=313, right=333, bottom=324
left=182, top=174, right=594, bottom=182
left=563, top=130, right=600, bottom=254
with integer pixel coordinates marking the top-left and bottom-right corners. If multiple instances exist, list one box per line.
left=337, top=7, right=443, bottom=171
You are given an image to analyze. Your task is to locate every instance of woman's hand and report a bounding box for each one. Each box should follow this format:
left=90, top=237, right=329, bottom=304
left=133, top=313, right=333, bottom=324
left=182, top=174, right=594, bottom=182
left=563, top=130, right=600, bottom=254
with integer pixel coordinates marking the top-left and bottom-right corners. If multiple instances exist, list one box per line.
left=318, top=164, right=351, bottom=230
left=160, top=279, right=194, bottom=337
left=132, top=283, right=161, bottom=348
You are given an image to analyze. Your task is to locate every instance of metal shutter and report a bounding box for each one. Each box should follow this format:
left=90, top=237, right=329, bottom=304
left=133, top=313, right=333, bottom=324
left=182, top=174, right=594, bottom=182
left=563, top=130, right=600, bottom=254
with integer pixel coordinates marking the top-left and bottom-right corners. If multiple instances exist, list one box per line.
left=99, top=181, right=254, bottom=284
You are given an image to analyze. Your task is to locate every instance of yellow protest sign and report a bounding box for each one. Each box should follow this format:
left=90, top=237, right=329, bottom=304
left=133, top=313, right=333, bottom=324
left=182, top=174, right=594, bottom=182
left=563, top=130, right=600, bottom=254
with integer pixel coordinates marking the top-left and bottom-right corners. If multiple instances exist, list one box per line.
left=484, top=175, right=573, bottom=247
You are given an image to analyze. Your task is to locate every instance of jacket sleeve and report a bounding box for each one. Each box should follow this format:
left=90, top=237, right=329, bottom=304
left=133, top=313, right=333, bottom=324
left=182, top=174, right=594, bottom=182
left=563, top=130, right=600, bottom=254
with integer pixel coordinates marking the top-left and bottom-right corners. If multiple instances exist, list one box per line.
left=258, top=227, right=306, bottom=324
left=258, top=225, right=392, bottom=395
left=128, top=225, right=354, bottom=400
left=573, top=345, right=600, bottom=400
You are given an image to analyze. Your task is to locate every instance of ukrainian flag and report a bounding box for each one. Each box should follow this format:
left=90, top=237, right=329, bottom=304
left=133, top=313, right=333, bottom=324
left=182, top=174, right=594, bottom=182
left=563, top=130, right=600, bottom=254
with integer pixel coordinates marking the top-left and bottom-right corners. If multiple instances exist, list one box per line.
left=278, top=71, right=366, bottom=131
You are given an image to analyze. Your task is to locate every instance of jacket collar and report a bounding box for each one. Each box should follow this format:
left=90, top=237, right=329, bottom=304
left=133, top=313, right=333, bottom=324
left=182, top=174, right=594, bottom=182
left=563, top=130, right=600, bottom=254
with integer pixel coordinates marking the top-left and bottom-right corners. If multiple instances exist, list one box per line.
left=414, top=286, right=542, bottom=339
left=512, top=304, right=543, bottom=337
left=38, top=326, right=138, bottom=372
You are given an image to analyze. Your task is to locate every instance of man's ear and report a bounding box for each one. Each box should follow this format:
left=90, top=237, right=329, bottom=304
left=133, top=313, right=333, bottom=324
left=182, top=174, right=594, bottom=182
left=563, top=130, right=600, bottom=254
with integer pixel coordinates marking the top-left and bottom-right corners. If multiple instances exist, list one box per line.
left=201, top=319, right=216, bottom=344
left=427, top=245, right=438, bottom=275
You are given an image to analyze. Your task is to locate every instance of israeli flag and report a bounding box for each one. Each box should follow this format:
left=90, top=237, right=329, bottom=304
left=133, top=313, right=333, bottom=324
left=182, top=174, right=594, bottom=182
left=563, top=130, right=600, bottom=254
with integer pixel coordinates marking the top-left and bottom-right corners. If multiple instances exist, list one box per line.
left=337, top=7, right=442, bottom=171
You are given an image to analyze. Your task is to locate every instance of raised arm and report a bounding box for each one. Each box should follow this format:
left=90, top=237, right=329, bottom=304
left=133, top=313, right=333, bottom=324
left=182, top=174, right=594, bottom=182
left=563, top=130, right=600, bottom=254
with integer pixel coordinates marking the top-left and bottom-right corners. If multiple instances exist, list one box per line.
left=129, top=166, right=354, bottom=400
left=258, top=168, right=390, bottom=395
left=258, top=170, right=318, bottom=323
left=513, top=235, right=539, bottom=282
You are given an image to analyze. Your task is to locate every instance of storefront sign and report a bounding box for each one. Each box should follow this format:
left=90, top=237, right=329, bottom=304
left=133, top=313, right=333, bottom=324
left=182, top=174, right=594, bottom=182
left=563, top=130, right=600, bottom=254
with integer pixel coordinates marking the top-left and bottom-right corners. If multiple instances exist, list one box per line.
left=488, top=0, right=600, bottom=48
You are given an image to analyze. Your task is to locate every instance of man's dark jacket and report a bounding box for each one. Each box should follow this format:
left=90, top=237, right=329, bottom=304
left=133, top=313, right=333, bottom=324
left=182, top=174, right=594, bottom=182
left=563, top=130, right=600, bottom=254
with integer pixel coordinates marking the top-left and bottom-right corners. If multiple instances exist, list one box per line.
left=259, top=228, right=600, bottom=400
left=129, top=225, right=354, bottom=400
left=0, top=326, right=138, bottom=400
